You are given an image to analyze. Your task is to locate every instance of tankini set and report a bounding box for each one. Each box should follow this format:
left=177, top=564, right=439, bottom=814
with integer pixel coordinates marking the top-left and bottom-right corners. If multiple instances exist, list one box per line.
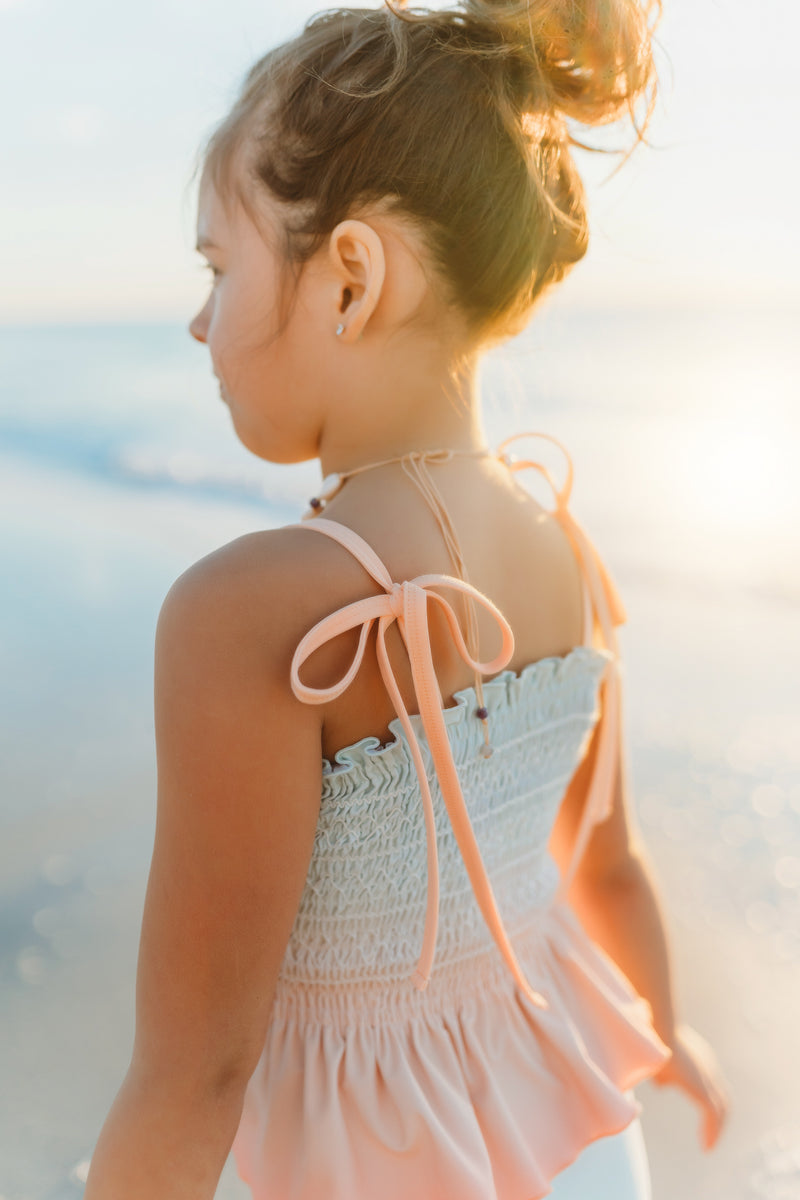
left=232, top=432, right=672, bottom=1199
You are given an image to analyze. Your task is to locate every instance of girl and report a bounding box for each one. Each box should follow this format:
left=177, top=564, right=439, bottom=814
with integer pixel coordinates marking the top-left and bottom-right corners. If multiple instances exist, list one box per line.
left=85, top=1, right=730, bottom=1197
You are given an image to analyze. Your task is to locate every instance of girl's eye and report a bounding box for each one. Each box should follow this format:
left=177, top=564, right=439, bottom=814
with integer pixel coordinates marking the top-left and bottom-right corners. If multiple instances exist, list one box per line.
left=200, top=262, right=221, bottom=281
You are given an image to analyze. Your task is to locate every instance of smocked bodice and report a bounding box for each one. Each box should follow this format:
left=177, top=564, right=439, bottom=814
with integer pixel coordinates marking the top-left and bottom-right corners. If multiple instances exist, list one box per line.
left=279, top=647, right=609, bottom=996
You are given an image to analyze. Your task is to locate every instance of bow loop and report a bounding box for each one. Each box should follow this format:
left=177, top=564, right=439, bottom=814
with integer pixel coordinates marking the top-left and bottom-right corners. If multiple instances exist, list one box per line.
left=291, top=593, right=395, bottom=705
left=417, top=576, right=515, bottom=676
left=496, top=430, right=574, bottom=512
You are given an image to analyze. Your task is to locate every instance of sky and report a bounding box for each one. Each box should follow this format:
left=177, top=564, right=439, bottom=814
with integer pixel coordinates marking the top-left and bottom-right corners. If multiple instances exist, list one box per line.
left=0, top=0, right=798, bottom=323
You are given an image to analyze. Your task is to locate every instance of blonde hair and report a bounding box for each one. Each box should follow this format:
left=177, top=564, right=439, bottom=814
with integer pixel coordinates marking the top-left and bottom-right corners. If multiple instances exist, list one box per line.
left=197, top=0, right=661, bottom=348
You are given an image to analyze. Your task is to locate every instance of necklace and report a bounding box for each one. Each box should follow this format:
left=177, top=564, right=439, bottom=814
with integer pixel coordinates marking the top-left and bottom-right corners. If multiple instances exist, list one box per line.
left=303, top=445, right=498, bottom=757
left=303, top=446, right=491, bottom=517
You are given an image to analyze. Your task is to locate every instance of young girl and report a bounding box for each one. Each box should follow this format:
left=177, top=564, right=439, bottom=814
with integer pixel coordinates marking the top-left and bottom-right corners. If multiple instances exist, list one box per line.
left=85, top=1, right=730, bottom=1196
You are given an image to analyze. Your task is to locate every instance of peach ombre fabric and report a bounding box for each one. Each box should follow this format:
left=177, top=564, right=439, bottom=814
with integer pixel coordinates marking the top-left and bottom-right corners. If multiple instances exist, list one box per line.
left=232, top=433, right=672, bottom=1199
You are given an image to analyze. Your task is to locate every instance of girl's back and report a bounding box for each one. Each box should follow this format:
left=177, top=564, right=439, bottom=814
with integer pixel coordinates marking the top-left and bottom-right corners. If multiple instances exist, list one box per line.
left=308, top=451, right=584, bottom=761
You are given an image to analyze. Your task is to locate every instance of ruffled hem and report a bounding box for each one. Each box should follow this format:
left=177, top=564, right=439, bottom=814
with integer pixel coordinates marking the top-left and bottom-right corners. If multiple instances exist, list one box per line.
left=232, top=901, right=672, bottom=1200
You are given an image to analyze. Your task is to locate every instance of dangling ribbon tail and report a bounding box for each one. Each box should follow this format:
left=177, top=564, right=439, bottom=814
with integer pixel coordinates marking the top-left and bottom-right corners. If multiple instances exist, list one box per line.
left=496, top=434, right=628, bottom=899
left=553, top=508, right=627, bottom=895
left=388, top=575, right=550, bottom=1010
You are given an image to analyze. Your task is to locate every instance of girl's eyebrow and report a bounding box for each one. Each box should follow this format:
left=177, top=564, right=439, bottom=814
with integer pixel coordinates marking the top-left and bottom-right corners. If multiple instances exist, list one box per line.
left=195, top=236, right=219, bottom=252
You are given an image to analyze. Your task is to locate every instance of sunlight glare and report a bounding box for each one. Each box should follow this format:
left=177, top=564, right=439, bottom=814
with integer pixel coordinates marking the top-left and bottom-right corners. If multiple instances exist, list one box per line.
left=680, top=420, right=791, bottom=533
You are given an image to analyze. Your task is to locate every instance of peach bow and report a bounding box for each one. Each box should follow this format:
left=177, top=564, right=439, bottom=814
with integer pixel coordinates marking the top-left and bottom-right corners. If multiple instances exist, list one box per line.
left=496, top=432, right=627, bottom=897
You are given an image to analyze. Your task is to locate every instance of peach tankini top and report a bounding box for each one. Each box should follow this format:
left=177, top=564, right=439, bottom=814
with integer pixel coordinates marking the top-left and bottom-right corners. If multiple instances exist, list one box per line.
left=232, top=433, right=672, bottom=1200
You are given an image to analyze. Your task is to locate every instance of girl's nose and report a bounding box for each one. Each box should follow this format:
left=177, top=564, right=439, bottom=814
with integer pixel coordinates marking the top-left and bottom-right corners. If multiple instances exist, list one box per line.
left=189, top=301, right=210, bottom=343
left=189, top=314, right=206, bottom=343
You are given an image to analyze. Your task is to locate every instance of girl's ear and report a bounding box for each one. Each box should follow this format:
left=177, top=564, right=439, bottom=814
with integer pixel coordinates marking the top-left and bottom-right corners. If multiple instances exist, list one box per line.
left=328, top=219, right=386, bottom=342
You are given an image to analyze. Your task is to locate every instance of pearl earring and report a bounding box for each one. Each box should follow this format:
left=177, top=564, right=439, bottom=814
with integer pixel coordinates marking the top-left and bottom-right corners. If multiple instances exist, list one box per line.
left=335, top=323, right=345, bottom=337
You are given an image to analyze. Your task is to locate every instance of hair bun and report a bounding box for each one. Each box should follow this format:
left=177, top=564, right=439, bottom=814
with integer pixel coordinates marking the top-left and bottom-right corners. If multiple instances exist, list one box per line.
left=460, top=0, right=660, bottom=130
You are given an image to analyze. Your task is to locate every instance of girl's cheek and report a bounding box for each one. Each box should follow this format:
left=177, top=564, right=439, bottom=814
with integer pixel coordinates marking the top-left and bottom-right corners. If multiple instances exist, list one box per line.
left=205, top=309, right=224, bottom=359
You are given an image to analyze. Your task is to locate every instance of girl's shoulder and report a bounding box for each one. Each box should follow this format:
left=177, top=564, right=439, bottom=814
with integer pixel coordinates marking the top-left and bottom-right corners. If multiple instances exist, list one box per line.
left=156, top=524, right=387, bottom=696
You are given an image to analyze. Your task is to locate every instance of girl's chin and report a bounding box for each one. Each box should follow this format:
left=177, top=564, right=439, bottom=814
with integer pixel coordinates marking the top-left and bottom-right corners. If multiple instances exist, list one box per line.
left=228, top=421, right=315, bottom=466
left=224, top=412, right=272, bottom=461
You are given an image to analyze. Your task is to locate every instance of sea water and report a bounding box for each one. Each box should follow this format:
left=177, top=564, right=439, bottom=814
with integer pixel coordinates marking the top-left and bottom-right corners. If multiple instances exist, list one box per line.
left=1, top=303, right=798, bottom=1198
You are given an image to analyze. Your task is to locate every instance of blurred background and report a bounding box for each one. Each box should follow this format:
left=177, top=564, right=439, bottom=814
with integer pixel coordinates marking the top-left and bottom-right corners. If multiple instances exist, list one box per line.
left=1, top=0, right=798, bottom=1197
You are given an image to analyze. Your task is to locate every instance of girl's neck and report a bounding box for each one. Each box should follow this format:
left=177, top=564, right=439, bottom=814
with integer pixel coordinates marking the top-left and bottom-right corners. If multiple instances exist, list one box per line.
left=317, top=340, right=485, bottom=479
left=317, top=408, right=487, bottom=480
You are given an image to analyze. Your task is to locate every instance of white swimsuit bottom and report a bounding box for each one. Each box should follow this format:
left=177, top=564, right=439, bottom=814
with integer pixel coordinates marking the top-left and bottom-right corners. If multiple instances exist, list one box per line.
left=546, top=1103, right=651, bottom=1200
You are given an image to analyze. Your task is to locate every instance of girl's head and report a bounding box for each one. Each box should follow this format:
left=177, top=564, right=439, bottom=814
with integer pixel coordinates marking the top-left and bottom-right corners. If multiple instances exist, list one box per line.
left=190, top=0, right=660, bottom=465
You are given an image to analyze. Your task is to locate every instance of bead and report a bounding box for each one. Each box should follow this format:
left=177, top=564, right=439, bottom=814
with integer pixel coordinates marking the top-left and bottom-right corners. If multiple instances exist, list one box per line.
left=479, top=743, right=494, bottom=759
left=319, top=472, right=342, bottom=498
left=476, top=706, right=489, bottom=720
left=308, top=473, right=343, bottom=515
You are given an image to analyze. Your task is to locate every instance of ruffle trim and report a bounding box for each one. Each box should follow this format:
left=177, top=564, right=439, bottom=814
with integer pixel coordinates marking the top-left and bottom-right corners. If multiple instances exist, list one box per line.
left=321, top=644, right=612, bottom=791
left=233, top=899, right=672, bottom=1200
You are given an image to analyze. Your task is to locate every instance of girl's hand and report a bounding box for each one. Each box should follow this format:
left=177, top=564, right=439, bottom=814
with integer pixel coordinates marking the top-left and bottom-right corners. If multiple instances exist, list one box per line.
left=650, top=1022, right=732, bottom=1151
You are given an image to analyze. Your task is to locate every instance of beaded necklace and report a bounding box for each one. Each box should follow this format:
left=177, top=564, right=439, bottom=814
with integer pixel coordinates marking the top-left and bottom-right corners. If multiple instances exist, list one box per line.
left=302, top=446, right=498, bottom=756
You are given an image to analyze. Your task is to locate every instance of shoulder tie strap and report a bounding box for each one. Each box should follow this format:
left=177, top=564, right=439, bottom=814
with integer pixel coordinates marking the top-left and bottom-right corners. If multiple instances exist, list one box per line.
left=284, top=517, right=551, bottom=1010
left=495, top=432, right=627, bottom=899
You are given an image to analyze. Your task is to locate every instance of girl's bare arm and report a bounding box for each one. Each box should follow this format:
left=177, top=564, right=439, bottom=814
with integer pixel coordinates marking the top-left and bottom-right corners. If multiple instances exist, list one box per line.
left=84, top=532, right=328, bottom=1200
left=549, top=688, right=731, bottom=1149
left=550, top=699, right=679, bottom=1048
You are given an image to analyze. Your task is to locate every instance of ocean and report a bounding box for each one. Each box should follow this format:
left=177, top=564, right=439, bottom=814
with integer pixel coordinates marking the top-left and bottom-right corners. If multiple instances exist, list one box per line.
left=1, top=303, right=798, bottom=1198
